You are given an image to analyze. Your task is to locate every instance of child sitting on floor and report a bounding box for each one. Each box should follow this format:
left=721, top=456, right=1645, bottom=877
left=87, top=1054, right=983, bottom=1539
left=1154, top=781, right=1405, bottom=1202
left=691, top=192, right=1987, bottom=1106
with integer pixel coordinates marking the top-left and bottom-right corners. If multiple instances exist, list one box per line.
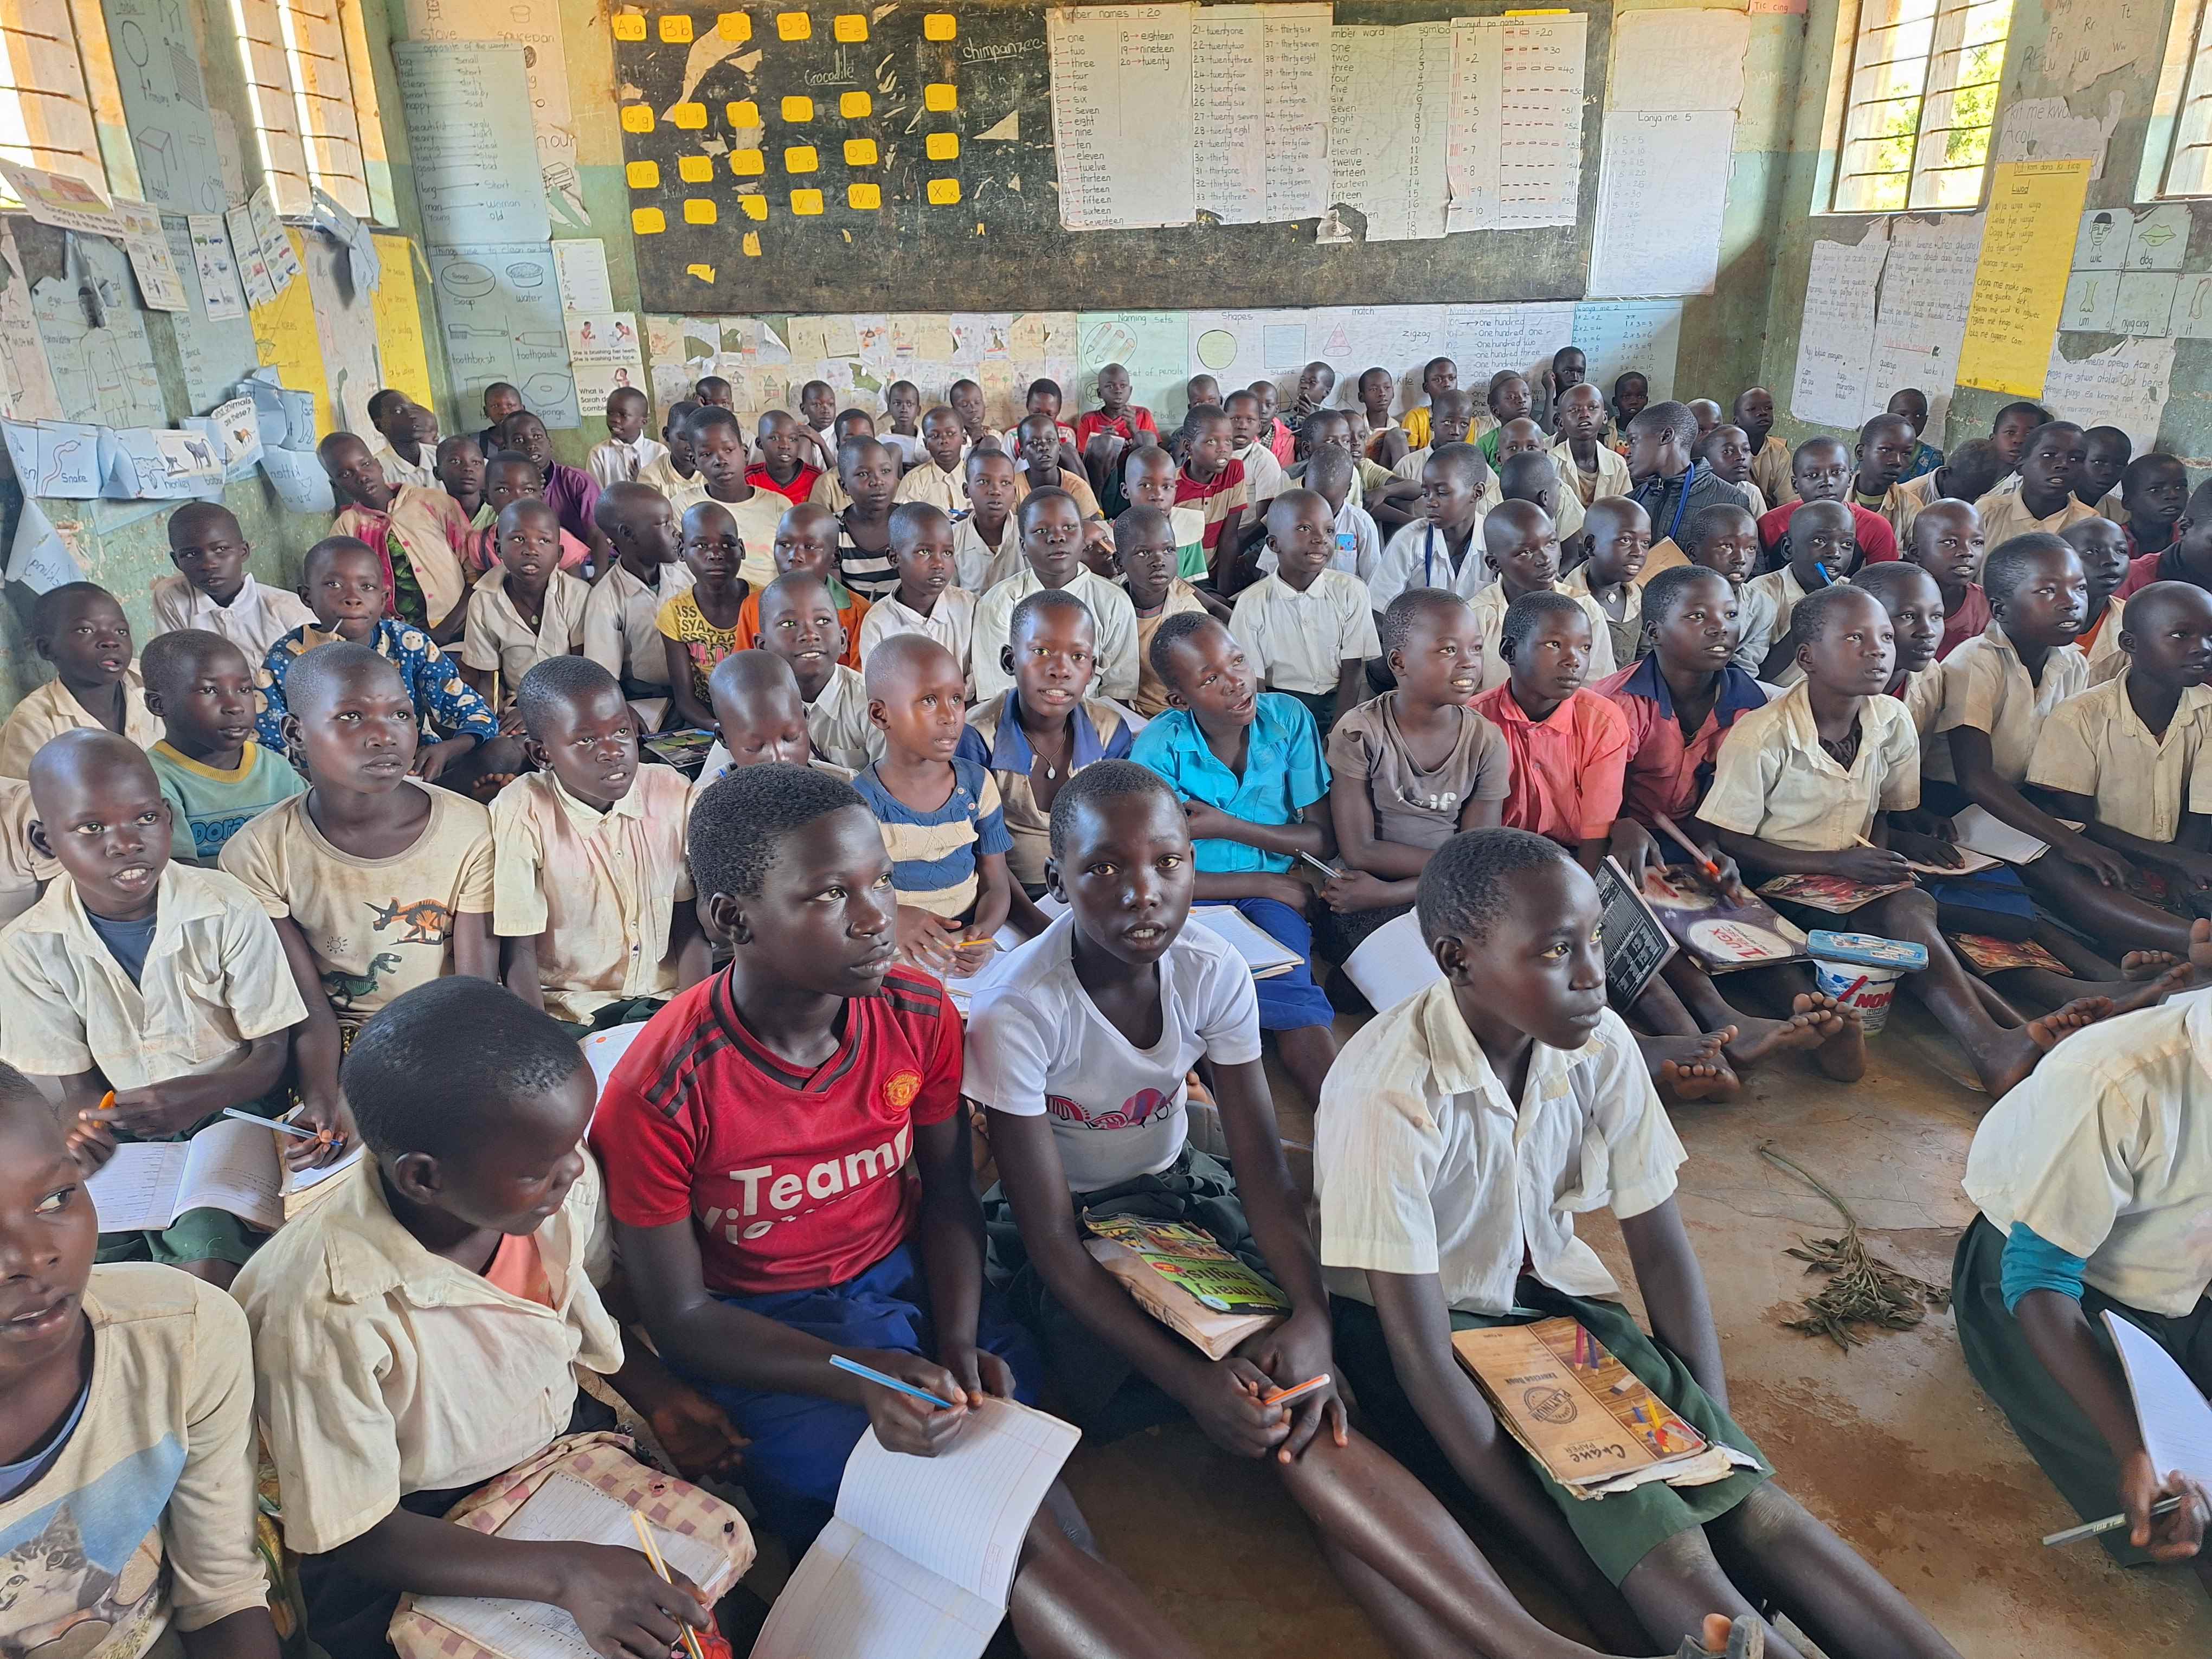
left=1226, top=490, right=1379, bottom=732
left=636, top=397, right=701, bottom=497
left=1175, top=406, right=1251, bottom=575
left=1130, top=613, right=1339, bottom=1107
left=1466, top=503, right=1616, bottom=695
left=2117, top=452, right=2189, bottom=560
left=731, top=501, right=868, bottom=667
left=832, top=434, right=906, bottom=601
left=153, top=501, right=314, bottom=661
left=1747, top=499, right=1858, bottom=684
left=1369, top=444, right=1492, bottom=615
left=2062, top=514, right=2132, bottom=680
left=747, top=409, right=824, bottom=507
left=1566, top=496, right=1651, bottom=665
left=1119, top=506, right=1216, bottom=719
left=1696, top=426, right=1769, bottom=519
left=1, top=731, right=310, bottom=1285
left=142, top=630, right=304, bottom=865
left=1852, top=561, right=1948, bottom=736
left=1123, top=441, right=1213, bottom=583
left=588, top=765, right=1204, bottom=1659
left=959, top=589, right=1139, bottom=933
left=955, top=447, right=1024, bottom=592
left=586, top=384, right=666, bottom=487
left=493, top=657, right=708, bottom=1033
left=853, top=634, right=1014, bottom=978
left=1683, top=503, right=1766, bottom=676
left=0, top=1071, right=284, bottom=1659
left=435, top=433, right=486, bottom=519
left=0, top=583, right=158, bottom=777
left=1553, top=382, right=1633, bottom=508
left=238, top=979, right=750, bottom=1659
left=1899, top=499, right=1989, bottom=661
left=1976, top=422, right=2097, bottom=553
left=692, top=650, right=853, bottom=787
left=657, top=501, right=753, bottom=735
left=974, top=490, right=1140, bottom=705
left=460, top=500, right=588, bottom=715
left=1623, top=402, right=1747, bottom=562
left=583, top=481, right=689, bottom=726
left=880, top=378, right=925, bottom=466
left=858, top=501, right=977, bottom=680
left=892, top=405, right=973, bottom=515
left=681, top=408, right=782, bottom=583
left=1317, top=826, right=1968, bottom=1659
left=222, top=643, right=497, bottom=1147
left=321, top=432, right=474, bottom=644
left=1755, top=436, right=1897, bottom=569
left=1702, top=583, right=2110, bottom=1098
left=470, top=452, right=593, bottom=576
left=1893, top=438, right=2007, bottom=545
left=756, top=571, right=878, bottom=769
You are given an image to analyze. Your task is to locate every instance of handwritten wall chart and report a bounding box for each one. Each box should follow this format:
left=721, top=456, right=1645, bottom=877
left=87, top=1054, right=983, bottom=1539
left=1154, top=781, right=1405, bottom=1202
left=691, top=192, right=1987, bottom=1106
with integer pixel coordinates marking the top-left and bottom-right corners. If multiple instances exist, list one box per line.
left=1048, top=5, right=1196, bottom=230
left=1957, top=159, right=2094, bottom=397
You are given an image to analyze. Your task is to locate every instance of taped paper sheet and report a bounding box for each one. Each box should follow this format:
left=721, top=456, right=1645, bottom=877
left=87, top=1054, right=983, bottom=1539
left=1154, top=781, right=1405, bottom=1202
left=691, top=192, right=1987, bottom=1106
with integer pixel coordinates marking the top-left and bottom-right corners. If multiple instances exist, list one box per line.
left=2042, top=337, right=2175, bottom=455
left=1322, top=22, right=1451, bottom=243
left=392, top=42, right=552, bottom=246
left=1048, top=5, right=1197, bottom=232
left=402, top=0, right=587, bottom=228
left=1588, top=112, right=1735, bottom=298
left=1869, top=211, right=1983, bottom=425
left=1609, top=9, right=1750, bottom=113
left=1958, top=159, right=2093, bottom=397
left=1791, top=226, right=1889, bottom=428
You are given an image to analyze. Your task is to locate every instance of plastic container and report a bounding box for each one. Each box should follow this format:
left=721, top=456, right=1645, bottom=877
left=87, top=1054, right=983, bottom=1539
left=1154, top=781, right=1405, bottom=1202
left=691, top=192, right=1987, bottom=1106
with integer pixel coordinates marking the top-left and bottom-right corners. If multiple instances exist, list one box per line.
left=1813, top=956, right=1905, bottom=1033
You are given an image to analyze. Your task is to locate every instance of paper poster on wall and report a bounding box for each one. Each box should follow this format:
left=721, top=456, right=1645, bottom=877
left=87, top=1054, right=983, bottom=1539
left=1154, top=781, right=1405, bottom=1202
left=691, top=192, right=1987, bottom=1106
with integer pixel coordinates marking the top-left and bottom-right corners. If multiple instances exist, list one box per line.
left=249, top=230, right=336, bottom=437
left=1573, top=301, right=1685, bottom=404
left=110, top=199, right=187, bottom=311
left=182, top=214, right=247, bottom=319
left=428, top=242, right=580, bottom=429
left=2, top=418, right=107, bottom=497
left=0, top=226, right=64, bottom=423
left=1868, top=211, right=1983, bottom=424
left=1444, top=16, right=1586, bottom=233
left=1443, top=302, right=1579, bottom=381
left=224, top=202, right=276, bottom=307
left=100, top=0, right=227, bottom=213
left=33, top=238, right=165, bottom=429
left=183, top=395, right=264, bottom=483
left=0, top=160, right=123, bottom=236
left=551, top=240, right=614, bottom=314
left=1322, top=23, right=1451, bottom=242
left=1075, top=310, right=1191, bottom=414
left=1587, top=112, right=1734, bottom=298
left=99, top=426, right=222, bottom=499
left=1958, top=159, right=2094, bottom=397
left=1609, top=9, right=1750, bottom=113
left=8, top=499, right=88, bottom=590
left=1995, top=91, right=2122, bottom=181
left=393, top=42, right=552, bottom=246
left=402, top=0, right=587, bottom=228
left=1049, top=5, right=1199, bottom=232
left=2042, top=336, right=2175, bottom=454
left=370, top=234, right=436, bottom=409
left=565, top=313, right=647, bottom=416
left=303, top=233, right=383, bottom=438
left=2061, top=204, right=2191, bottom=335
left=1791, top=227, right=1889, bottom=428
left=246, top=186, right=300, bottom=290
left=160, top=215, right=257, bottom=414
left=1186, top=4, right=1331, bottom=226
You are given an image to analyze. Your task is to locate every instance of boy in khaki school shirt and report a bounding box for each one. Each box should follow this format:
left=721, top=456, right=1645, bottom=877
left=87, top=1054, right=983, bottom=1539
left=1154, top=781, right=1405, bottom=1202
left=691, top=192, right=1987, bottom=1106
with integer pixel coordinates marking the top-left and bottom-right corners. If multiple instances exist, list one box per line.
left=493, top=658, right=710, bottom=1033
left=461, top=500, right=589, bottom=714
left=0, top=583, right=159, bottom=778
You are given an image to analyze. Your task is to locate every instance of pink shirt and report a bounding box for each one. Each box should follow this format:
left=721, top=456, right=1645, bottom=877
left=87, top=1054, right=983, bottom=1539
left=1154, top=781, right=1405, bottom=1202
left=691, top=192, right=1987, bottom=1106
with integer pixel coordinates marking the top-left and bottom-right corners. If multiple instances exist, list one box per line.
left=1470, top=684, right=1629, bottom=846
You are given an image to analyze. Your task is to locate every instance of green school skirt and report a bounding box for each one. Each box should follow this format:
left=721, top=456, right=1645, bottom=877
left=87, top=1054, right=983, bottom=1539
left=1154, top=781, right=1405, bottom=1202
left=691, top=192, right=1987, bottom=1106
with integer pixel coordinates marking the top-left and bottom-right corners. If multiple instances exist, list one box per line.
left=1280, top=686, right=1339, bottom=735
left=982, top=1146, right=1277, bottom=1439
left=94, top=1092, right=288, bottom=1270
left=1953, top=1215, right=2212, bottom=1566
left=1332, top=1281, right=1772, bottom=1585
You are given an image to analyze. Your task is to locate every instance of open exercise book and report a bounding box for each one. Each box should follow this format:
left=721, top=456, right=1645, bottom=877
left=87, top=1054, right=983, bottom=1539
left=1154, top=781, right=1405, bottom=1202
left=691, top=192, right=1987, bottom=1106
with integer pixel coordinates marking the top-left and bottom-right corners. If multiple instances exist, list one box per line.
left=2105, top=1311, right=2212, bottom=1496
left=86, top=1115, right=363, bottom=1232
left=411, top=1472, right=741, bottom=1659
left=750, top=1398, right=1081, bottom=1659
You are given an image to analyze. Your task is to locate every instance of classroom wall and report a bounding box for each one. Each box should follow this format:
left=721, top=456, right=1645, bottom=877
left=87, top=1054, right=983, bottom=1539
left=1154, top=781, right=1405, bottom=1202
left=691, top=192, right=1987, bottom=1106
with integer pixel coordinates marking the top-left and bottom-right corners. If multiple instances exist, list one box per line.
left=0, top=0, right=451, bottom=713
left=1758, top=0, right=2212, bottom=464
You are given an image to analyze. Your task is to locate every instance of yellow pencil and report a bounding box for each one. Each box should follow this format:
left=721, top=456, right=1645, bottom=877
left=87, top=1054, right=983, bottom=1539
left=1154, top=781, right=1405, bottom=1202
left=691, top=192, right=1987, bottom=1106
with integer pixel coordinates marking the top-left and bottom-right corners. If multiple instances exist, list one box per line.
left=629, top=1511, right=708, bottom=1659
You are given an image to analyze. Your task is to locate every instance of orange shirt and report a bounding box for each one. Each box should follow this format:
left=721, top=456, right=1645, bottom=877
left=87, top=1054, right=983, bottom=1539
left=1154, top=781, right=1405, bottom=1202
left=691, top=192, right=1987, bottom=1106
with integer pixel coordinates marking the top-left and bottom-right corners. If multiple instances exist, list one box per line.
left=1470, top=684, right=1630, bottom=846
left=733, top=586, right=868, bottom=667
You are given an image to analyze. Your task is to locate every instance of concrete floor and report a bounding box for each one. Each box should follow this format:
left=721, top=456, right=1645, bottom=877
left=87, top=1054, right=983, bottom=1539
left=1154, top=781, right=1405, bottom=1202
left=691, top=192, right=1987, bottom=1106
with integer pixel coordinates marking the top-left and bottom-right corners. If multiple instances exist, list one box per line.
left=1053, top=1002, right=2212, bottom=1659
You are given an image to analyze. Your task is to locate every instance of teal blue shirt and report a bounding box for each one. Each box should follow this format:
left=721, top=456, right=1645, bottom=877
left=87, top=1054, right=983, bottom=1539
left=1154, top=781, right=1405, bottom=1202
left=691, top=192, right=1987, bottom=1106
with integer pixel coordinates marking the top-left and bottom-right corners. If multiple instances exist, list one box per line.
left=1129, top=693, right=1329, bottom=875
left=147, top=740, right=307, bottom=864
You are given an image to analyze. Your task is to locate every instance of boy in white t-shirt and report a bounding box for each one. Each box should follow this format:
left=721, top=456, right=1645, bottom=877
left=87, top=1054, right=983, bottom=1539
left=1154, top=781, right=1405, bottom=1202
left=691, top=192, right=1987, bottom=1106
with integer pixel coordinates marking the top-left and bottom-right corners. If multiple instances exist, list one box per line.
left=967, top=761, right=1708, bottom=1659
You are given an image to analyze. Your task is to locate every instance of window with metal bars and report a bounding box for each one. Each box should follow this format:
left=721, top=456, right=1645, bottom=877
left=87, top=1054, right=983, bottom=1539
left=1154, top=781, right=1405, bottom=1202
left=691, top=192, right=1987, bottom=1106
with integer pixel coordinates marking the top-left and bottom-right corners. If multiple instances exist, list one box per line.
left=229, top=0, right=376, bottom=217
left=0, top=0, right=131, bottom=195
left=2155, top=0, right=2212, bottom=197
left=1830, top=0, right=2013, bottom=214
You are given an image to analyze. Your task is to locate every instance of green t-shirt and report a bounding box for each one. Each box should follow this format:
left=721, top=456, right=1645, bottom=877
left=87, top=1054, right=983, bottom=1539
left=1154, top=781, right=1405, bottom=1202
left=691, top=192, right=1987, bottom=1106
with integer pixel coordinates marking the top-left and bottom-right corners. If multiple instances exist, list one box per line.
left=147, top=740, right=307, bottom=865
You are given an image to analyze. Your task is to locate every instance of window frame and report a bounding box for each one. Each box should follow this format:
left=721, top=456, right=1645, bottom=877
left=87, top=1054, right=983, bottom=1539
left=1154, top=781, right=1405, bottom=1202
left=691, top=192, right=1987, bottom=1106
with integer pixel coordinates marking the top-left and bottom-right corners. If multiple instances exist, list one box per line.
left=0, top=0, right=138, bottom=199
left=1818, top=0, right=2015, bottom=217
left=229, top=0, right=388, bottom=222
left=2140, top=0, right=2212, bottom=201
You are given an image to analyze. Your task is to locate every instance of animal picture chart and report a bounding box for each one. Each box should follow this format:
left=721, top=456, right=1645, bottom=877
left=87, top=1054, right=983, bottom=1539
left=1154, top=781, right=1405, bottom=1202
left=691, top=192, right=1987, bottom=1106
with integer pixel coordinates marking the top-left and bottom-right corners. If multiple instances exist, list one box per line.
left=1048, top=5, right=1198, bottom=230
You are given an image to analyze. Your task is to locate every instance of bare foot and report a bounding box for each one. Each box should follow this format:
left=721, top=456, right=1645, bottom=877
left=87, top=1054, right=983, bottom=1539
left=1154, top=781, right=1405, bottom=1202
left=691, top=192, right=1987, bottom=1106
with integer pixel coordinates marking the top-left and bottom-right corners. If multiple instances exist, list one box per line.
left=1723, top=993, right=1848, bottom=1070
left=2110, top=962, right=2195, bottom=1015
left=2122, top=950, right=2183, bottom=980
left=1644, top=1032, right=1741, bottom=1102
left=1798, top=993, right=1867, bottom=1081
left=1976, top=996, right=2113, bottom=1098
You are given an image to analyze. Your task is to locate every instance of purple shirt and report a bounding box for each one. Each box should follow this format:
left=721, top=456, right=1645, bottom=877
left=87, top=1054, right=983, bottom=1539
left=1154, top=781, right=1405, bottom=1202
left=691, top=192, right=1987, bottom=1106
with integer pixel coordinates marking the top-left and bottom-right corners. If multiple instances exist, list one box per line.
left=543, top=462, right=602, bottom=547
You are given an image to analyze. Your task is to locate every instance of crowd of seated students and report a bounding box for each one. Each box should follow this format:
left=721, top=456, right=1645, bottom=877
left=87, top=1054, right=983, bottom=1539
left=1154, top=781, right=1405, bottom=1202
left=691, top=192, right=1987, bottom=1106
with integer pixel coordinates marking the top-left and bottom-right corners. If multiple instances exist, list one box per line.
left=2, top=356, right=2207, bottom=1659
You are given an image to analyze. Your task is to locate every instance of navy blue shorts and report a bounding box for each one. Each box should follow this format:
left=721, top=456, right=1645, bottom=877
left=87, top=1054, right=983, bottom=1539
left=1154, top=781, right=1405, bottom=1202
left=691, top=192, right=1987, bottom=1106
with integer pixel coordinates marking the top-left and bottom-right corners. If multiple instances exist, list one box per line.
left=1234, top=896, right=1337, bottom=1032
left=681, top=1242, right=1040, bottom=1550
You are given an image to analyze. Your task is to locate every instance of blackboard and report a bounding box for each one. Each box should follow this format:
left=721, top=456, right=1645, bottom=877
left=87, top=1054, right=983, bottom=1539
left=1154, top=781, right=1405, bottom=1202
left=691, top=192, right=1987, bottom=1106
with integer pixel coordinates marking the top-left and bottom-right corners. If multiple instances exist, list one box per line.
left=1593, top=855, right=1675, bottom=1007
left=614, top=1, right=1612, bottom=315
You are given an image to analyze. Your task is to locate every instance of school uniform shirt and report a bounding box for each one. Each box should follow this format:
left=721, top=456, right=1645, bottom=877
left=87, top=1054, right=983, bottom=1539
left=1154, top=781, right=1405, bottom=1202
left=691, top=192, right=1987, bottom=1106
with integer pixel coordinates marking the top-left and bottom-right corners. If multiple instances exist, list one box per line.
left=1470, top=684, right=1630, bottom=845
left=582, top=560, right=694, bottom=696
left=1133, top=581, right=1212, bottom=717
left=0, top=669, right=159, bottom=777
left=1754, top=498, right=1898, bottom=568
left=148, top=739, right=306, bottom=865
left=1130, top=693, right=1329, bottom=875
left=857, top=585, right=978, bottom=680
left=1891, top=663, right=1946, bottom=735
left=0, top=1265, right=268, bottom=1659
left=635, top=454, right=701, bottom=498
left=335, top=486, right=474, bottom=631
left=1174, top=459, right=1251, bottom=564
left=745, top=462, right=821, bottom=507
left=255, top=619, right=501, bottom=751
left=1333, top=497, right=1384, bottom=582
left=587, top=434, right=670, bottom=488
left=220, top=782, right=496, bottom=1026
left=957, top=692, right=1140, bottom=888
left=880, top=430, right=925, bottom=466
left=0, top=859, right=307, bottom=1089
left=1562, top=565, right=1644, bottom=667
left=1737, top=478, right=1770, bottom=519
left=150, top=572, right=318, bottom=665
left=808, top=471, right=853, bottom=515
left=1972, top=489, right=2099, bottom=575
left=1389, top=443, right=1435, bottom=485
left=971, top=568, right=1141, bottom=704
left=0, top=774, right=57, bottom=925
left=1324, top=697, right=1512, bottom=852
left=967, top=912, right=1262, bottom=1191
left=1233, top=441, right=1289, bottom=508
left=490, top=767, right=696, bottom=1022
left=372, top=439, right=436, bottom=491
left=805, top=661, right=882, bottom=770
left=1368, top=518, right=1491, bottom=614
left=235, top=1152, right=622, bottom=1553
left=1740, top=565, right=1817, bottom=683
left=891, top=460, right=969, bottom=515
left=2027, top=670, right=2212, bottom=843
left=1316, top=982, right=1684, bottom=1316
left=1926, top=620, right=2091, bottom=786
left=591, top=963, right=963, bottom=1295
left=1963, top=996, right=2212, bottom=1317
left=690, top=749, right=850, bottom=797
left=1594, top=655, right=1769, bottom=829
left=1699, top=680, right=1920, bottom=851
left=1749, top=434, right=1795, bottom=507
left=1725, top=578, right=1778, bottom=677
left=1464, top=583, right=1617, bottom=696
left=850, top=756, right=1013, bottom=918
left=1229, top=570, right=1381, bottom=696
left=461, top=567, right=590, bottom=702
left=1550, top=439, right=1631, bottom=507
left=1890, top=468, right=1945, bottom=545
left=951, top=510, right=1020, bottom=593
left=1011, top=467, right=1105, bottom=524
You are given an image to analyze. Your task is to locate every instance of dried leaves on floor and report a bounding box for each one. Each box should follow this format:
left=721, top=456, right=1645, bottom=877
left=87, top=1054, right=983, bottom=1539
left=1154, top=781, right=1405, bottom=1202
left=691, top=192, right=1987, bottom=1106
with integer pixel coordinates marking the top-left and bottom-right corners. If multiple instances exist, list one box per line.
left=1757, top=1142, right=1951, bottom=1351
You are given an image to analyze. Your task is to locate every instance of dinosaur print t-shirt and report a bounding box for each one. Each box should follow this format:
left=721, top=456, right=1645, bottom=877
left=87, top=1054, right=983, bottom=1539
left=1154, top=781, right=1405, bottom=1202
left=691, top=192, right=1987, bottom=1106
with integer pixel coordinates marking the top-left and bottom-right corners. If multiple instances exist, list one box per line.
left=220, top=781, right=495, bottom=1028
left=0, top=1266, right=269, bottom=1659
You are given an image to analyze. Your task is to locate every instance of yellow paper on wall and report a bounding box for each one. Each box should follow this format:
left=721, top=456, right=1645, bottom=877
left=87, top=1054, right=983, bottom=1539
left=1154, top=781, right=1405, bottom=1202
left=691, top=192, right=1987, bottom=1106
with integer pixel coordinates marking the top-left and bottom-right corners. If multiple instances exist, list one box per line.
left=250, top=230, right=334, bottom=436
left=371, top=233, right=434, bottom=408
left=1957, top=159, right=2093, bottom=400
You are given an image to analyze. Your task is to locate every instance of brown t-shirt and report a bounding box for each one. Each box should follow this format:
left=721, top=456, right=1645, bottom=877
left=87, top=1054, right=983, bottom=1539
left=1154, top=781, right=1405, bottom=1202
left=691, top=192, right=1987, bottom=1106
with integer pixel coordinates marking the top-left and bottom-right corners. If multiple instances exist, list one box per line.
left=1326, top=696, right=1512, bottom=851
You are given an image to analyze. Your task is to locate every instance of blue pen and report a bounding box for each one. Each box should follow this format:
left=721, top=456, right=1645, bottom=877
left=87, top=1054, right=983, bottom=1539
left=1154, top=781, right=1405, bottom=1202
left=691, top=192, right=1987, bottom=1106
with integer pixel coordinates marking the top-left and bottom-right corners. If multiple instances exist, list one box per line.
left=829, top=1353, right=958, bottom=1410
left=1814, top=561, right=1834, bottom=586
